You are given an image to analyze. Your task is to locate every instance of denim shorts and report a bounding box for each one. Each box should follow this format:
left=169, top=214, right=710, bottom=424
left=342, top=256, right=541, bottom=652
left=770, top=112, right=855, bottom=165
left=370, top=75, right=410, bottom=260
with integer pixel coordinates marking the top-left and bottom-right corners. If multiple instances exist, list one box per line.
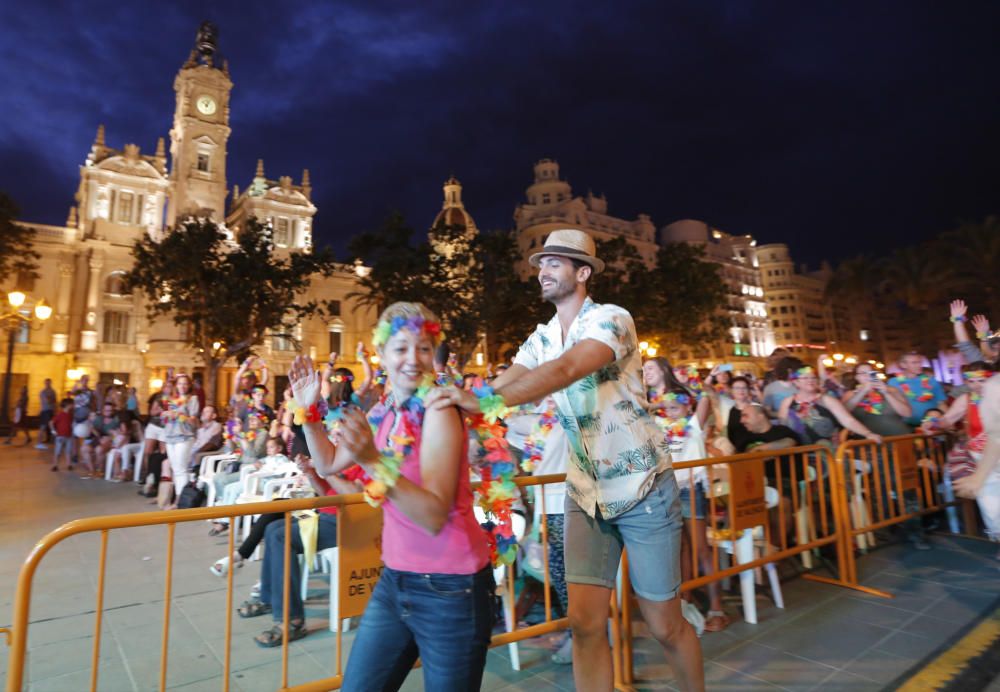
left=679, top=483, right=708, bottom=520
left=564, top=470, right=683, bottom=601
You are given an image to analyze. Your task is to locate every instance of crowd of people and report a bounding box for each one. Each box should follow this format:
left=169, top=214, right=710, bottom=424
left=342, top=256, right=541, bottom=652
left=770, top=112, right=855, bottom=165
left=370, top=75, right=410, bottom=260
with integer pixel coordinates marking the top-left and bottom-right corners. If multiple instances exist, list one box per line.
left=19, top=227, right=1000, bottom=692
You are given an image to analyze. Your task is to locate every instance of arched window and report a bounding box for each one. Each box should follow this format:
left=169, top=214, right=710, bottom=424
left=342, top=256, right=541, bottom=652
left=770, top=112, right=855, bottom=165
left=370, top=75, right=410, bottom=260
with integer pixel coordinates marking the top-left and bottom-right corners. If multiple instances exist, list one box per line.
left=104, top=271, right=128, bottom=297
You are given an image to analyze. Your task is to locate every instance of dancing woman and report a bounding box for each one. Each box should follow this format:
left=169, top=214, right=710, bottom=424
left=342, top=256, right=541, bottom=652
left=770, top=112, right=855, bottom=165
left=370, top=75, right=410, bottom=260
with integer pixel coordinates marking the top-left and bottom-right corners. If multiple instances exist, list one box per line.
left=289, top=302, right=493, bottom=691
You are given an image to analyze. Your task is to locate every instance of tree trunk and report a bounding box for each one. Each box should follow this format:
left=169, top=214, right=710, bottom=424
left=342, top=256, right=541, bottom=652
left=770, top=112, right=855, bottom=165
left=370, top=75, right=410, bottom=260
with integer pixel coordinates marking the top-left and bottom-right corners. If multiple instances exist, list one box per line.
left=203, top=357, right=221, bottom=409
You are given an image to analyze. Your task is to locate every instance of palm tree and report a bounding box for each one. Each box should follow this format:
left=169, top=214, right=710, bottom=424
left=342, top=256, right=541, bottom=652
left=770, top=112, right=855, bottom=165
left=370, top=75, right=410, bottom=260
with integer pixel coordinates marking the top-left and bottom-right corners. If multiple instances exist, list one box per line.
left=941, top=217, right=1000, bottom=318
left=881, top=244, right=958, bottom=354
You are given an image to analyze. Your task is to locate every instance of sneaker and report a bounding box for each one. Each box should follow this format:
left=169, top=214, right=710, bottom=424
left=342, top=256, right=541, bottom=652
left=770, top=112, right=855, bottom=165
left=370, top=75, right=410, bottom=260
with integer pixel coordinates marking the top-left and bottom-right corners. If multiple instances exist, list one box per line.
left=551, top=632, right=573, bottom=664
left=250, top=581, right=261, bottom=599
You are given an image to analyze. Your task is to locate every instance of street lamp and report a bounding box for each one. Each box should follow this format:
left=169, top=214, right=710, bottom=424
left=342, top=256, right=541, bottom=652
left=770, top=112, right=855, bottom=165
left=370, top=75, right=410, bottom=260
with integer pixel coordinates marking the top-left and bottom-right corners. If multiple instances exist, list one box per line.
left=1, top=291, right=51, bottom=431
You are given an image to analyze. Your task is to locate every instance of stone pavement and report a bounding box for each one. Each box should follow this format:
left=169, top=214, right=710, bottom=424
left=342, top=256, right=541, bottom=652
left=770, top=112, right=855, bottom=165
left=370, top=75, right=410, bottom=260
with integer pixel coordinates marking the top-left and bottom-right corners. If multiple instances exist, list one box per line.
left=2, top=442, right=999, bottom=691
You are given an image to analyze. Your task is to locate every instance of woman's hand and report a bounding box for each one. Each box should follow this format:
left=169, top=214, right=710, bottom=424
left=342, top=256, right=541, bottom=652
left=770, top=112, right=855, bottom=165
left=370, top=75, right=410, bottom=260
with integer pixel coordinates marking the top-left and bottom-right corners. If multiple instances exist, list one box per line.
left=425, top=386, right=480, bottom=415
left=954, top=471, right=985, bottom=499
left=972, top=314, right=991, bottom=337
left=336, top=407, right=379, bottom=471
left=288, top=355, right=321, bottom=408
left=950, top=299, right=968, bottom=320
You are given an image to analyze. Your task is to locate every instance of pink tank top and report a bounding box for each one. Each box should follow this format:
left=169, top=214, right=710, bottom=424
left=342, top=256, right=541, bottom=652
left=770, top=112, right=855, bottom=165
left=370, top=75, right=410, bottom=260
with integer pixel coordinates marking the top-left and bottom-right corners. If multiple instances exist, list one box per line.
left=375, top=405, right=490, bottom=575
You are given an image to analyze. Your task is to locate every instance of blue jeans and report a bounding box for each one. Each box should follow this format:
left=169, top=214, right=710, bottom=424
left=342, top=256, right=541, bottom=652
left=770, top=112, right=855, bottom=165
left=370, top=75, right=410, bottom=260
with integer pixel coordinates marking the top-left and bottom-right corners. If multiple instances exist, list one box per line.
left=260, top=514, right=338, bottom=623
left=341, top=565, right=495, bottom=692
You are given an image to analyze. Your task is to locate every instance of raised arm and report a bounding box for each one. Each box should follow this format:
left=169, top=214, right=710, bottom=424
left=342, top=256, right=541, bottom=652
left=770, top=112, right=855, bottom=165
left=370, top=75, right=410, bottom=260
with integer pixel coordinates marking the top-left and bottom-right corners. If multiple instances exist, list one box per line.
left=495, top=340, right=614, bottom=407
left=821, top=394, right=881, bottom=443
left=288, top=355, right=353, bottom=476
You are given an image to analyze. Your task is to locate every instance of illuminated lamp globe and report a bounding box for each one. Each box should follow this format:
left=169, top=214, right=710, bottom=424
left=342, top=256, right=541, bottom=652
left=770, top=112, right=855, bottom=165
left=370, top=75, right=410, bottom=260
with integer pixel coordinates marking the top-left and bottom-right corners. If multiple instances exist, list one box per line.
left=832, top=353, right=844, bottom=361
left=7, top=290, right=25, bottom=308
left=639, top=341, right=649, bottom=352
left=822, top=358, right=835, bottom=367
left=34, top=300, right=52, bottom=321
left=646, top=347, right=657, bottom=357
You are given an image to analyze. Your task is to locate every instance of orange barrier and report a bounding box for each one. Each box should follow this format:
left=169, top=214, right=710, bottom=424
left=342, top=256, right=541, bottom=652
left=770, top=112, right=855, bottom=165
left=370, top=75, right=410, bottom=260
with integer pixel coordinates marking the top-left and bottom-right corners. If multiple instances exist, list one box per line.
left=4, top=438, right=981, bottom=691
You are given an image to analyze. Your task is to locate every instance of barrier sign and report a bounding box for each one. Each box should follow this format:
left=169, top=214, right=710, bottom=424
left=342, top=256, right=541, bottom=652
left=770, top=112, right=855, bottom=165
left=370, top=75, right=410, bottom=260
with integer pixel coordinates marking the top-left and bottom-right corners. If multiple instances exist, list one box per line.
left=729, top=459, right=768, bottom=531
left=337, top=502, right=384, bottom=618
left=896, top=442, right=919, bottom=492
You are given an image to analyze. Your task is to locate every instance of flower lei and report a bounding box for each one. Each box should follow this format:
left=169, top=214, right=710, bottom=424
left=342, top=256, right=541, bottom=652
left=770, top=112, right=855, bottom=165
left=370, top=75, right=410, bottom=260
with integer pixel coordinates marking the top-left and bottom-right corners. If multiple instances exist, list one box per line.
left=856, top=390, right=885, bottom=415
left=435, top=371, right=462, bottom=387
left=663, top=416, right=692, bottom=444
left=372, top=315, right=444, bottom=347
left=794, top=397, right=818, bottom=420
left=168, top=395, right=192, bottom=425
left=468, top=379, right=518, bottom=566
left=895, top=375, right=935, bottom=402
left=521, top=400, right=557, bottom=472
left=362, top=383, right=429, bottom=507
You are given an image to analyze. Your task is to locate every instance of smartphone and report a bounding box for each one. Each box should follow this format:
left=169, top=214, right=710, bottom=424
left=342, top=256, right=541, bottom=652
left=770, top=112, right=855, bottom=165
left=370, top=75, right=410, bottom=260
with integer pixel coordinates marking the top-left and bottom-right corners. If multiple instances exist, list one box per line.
left=717, top=364, right=733, bottom=372
left=869, top=373, right=879, bottom=381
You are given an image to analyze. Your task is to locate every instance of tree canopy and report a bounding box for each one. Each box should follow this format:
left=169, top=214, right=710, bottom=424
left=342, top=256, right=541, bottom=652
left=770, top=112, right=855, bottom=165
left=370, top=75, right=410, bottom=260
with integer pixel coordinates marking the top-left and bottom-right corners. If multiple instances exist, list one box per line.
left=0, top=192, right=40, bottom=284
left=125, top=216, right=338, bottom=402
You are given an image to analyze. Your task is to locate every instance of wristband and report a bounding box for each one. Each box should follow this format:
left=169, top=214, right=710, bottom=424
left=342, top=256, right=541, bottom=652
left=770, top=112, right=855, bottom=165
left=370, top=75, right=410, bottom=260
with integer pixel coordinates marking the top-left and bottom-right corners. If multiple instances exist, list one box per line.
left=950, top=315, right=967, bottom=323
left=978, top=331, right=990, bottom=340
left=292, top=400, right=327, bottom=425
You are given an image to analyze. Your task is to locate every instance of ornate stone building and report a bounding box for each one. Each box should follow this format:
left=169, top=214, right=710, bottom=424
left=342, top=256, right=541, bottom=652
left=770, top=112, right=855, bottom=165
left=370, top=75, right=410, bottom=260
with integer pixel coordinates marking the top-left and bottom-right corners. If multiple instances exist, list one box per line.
left=3, top=25, right=375, bottom=415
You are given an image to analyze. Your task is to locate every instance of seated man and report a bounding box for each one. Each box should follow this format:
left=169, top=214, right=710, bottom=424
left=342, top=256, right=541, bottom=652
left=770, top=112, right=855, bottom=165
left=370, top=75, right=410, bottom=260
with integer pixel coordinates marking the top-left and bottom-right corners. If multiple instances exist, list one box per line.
left=238, top=460, right=365, bottom=646
left=82, top=402, right=119, bottom=478
left=188, top=404, right=224, bottom=472
left=738, top=404, right=799, bottom=453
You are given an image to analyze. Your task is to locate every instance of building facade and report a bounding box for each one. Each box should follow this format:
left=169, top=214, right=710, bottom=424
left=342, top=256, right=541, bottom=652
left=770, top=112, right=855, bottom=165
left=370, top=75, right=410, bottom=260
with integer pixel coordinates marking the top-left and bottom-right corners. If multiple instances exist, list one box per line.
left=3, top=26, right=375, bottom=416
left=756, top=244, right=833, bottom=360
left=513, top=159, right=658, bottom=276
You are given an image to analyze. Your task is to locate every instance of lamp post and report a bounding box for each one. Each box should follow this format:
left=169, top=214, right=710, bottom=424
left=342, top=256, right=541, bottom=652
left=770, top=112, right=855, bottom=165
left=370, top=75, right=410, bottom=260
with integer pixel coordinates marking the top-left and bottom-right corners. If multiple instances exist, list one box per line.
left=1, top=291, right=52, bottom=431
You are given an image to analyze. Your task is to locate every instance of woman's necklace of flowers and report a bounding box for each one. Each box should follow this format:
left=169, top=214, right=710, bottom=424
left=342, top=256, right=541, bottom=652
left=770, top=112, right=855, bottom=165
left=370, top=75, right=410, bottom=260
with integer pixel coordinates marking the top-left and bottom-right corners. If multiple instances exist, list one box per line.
left=169, top=395, right=192, bottom=425
left=521, top=400, right=557, bottom=473
left=468, top=378, right=518, bottom=566
left=361, top=385, right=427, bottom=508
left=898, top=375, right=935, bottom=402
left=857, top=389, right=885, bottom=415
left=794, top=397, right=818, bottom=420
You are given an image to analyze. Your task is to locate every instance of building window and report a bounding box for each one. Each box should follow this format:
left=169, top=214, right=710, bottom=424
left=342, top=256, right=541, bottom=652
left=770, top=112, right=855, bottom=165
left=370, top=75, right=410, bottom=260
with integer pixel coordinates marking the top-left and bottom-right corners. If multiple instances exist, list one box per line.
left=102, top=311, right=130, bottom=344
left=329, top=300, right=341, bottom=316
left=272, top=330, right=296, bottom=352
left=860, top=329, right=870, bottom=341
left=197, top=154, right=210, bottom=172
left=104, top=271, right=128, bottom=296
left=541, top=193, right=551, bottom=204
left=329, top=330, right=342, bottom=356
left=275, top=218, right=290, bottom=246
left=117, top=191, right=134, bottom=224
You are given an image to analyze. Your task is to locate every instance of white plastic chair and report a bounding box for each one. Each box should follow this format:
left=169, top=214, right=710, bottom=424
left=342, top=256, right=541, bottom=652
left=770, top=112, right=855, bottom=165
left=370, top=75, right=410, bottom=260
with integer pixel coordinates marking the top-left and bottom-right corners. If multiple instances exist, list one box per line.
left=712, top=486, right=784, bottom=625
left=299, top=547, right=352, bottom=632
left=197, top=453, right=239, bottom=506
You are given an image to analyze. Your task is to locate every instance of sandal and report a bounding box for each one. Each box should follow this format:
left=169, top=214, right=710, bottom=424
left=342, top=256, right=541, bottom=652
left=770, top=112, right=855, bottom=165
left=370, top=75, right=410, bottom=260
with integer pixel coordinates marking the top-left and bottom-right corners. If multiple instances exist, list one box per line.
left=254, top=622, right=307, bottom=648
left=703, top=610, right=731, bottom=632
left=210, top=554, right=243, bottom=577
left=238, top=600, right=272, bottom=618
left=208, top=523, right=229, bottom=537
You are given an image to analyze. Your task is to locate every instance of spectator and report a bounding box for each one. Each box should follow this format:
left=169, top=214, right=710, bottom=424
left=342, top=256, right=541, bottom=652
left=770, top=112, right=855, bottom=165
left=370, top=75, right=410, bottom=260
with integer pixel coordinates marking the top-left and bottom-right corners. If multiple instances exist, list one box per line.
left=49, top=398, right=74, bottom=471
left=738, top=404, right=800, bottom=454
left=125, top=386, right=139, bottom=414
left=70, top=375, right=96, bottom=465
left=778, top=365, right=882, bottom=448
left=106, top=411, right=144, bottom=481
left=762, top=347, right=791, bottom=386
left=162, top=373, right=201, bottom=498
left=81, top=402, right=119, bottom=478
left=242, top=384, right=274, bottom=428
left=188, top=404, right=223, bottom=471
left=5, top=385, right=31, bottom=445
left=230, top=356, right=269, bottom=422
left=140, top=381, right=171, bottom=483
left=888, top=352, right=947, bottom=427
left=842, top=363, right=912, bottom=437
left=762, top=357, right=800, bottom=418
left=725, top=376, right=757, bottom=452
left=36, top=378, right=57, bottom=448
left=949, top=299, right=998, bottom=364
left=192, top=375, right=207, bottom=412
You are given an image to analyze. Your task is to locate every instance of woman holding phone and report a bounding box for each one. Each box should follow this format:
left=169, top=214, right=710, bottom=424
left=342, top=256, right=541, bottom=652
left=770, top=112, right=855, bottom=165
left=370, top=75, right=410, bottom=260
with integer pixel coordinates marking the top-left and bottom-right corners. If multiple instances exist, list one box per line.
left=841, top=362, right=912, bottom=436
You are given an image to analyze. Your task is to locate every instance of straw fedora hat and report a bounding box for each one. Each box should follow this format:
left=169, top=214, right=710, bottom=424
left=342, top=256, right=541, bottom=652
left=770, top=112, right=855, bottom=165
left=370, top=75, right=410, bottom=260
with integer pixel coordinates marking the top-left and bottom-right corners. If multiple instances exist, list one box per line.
left=528, top=228, right=605, bottom=274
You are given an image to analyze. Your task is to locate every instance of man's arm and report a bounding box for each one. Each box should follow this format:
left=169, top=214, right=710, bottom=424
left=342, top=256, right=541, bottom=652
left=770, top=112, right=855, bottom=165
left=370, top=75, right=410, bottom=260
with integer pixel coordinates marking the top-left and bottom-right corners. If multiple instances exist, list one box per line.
left=494, top=340, right=615, bottom=408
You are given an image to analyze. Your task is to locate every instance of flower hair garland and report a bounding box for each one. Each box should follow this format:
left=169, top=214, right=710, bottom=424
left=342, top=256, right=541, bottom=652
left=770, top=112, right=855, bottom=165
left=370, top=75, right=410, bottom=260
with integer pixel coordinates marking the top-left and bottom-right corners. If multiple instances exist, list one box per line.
left=791, top=366, right=816, bottom=380
left=372, top=315, right=445, bottom=347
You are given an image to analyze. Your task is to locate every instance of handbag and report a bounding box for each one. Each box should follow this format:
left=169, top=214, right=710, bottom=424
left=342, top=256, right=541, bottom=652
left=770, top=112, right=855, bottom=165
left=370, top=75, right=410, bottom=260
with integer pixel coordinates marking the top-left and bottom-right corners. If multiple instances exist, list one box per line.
left=177, top=482, right=207, bottom=509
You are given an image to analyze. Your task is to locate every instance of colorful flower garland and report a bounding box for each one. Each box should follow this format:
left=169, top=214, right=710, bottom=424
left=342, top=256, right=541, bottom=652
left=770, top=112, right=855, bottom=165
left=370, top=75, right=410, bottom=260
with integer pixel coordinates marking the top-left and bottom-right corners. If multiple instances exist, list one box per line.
left=791, top=366, right=817, bottom=380
left=467, top=379, right=518, bottom=566
left=662, top=415, right=692, bottom=444
left=167, top=395, right=193, bottom=425
left=362, top=383, right=429, bottom=507
left=856, top=390, right=885, bottom=415
left=372, top=315, right=444, bottom=348
left=521, top=400, right=557, bottom=472
left=893, top=375, right=935, bottom=403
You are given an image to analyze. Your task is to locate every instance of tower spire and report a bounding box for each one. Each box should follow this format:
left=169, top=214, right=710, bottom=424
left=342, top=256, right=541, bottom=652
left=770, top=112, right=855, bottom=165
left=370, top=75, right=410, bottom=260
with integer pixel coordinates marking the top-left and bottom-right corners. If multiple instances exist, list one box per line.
left=255, top=159, right=265, bottom=178
left=94, top=124, right=105, bottom=147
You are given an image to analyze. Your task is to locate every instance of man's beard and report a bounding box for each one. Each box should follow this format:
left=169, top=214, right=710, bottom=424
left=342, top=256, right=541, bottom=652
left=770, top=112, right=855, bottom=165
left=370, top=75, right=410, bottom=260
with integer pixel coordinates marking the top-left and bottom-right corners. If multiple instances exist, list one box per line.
left=541, top=279, right=574, bottom=304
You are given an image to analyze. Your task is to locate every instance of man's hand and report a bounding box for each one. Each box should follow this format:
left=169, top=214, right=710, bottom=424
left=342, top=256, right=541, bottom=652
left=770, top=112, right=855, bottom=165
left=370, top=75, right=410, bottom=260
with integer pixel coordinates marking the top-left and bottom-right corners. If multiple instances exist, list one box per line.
left=950, top=299, right=968, bottom=320
left=425, top=386, right=480, bottom=415
left=954, top=472, right=984, bottom=499
left=288, top=355, right=321, bottom=408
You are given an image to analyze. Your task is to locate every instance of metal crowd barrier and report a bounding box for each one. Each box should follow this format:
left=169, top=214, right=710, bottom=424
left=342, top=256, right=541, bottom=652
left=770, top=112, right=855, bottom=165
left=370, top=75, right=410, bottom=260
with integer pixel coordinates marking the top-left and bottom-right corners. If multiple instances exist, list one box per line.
left=3, top=437, right=984, bottom=691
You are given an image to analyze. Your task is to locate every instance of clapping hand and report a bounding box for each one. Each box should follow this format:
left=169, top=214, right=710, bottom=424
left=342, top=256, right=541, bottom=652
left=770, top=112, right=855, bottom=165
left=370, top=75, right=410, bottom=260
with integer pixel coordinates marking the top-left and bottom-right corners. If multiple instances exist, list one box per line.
left=972, top=314, right=991, bottom=337
left=335, top=407, right=379, bottom=471
left=288, top=355, right=321, bottom=409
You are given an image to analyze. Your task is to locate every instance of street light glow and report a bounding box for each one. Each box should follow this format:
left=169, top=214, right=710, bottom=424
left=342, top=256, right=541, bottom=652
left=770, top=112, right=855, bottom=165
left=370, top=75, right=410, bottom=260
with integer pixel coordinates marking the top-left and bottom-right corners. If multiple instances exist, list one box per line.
left=639, top=341, right=649, bottom=352
left=646, top=347, right=657, bottom=357
left=34, top=300, right=52, bottom=321
left=7, top=291, right=25, bottom=308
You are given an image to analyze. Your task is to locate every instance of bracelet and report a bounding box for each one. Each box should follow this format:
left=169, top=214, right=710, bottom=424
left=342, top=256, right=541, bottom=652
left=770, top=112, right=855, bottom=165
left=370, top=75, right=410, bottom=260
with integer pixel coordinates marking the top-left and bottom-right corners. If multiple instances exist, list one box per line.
left=472, top=382, right=510, bottom=423
left=950, top=315, right=967, bottom=323
left=292, top=401, right=327, bottom=425
left=978, top=331, right=990, bottom=340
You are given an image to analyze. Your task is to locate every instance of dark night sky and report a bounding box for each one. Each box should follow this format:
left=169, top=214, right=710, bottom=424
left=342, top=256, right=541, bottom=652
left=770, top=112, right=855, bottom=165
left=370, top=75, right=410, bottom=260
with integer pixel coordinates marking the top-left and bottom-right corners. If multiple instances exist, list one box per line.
left=1, top=1, right=998, bottom=267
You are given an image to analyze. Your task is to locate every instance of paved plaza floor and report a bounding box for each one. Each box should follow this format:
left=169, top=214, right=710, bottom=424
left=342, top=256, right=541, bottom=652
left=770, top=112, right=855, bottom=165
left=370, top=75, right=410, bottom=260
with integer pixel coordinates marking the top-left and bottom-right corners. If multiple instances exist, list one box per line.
left=2, top=442, right=999, bottom=691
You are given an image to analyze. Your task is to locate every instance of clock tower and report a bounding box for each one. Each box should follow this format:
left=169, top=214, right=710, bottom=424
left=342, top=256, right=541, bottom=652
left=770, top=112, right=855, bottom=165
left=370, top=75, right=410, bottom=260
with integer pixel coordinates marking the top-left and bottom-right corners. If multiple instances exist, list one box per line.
left=166, top=21, right=233, bottom=226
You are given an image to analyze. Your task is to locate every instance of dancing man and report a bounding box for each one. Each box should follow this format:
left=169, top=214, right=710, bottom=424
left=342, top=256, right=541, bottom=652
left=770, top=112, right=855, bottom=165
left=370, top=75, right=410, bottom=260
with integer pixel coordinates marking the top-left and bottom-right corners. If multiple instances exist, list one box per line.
left=429, top=228, right=704, bottom=692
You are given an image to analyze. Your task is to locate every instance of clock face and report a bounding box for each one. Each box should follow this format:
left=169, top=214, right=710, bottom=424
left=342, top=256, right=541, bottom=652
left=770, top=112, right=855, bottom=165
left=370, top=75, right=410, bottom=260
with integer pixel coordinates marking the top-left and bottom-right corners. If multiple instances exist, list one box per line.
left=196, top=95, right=217, bottom=115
